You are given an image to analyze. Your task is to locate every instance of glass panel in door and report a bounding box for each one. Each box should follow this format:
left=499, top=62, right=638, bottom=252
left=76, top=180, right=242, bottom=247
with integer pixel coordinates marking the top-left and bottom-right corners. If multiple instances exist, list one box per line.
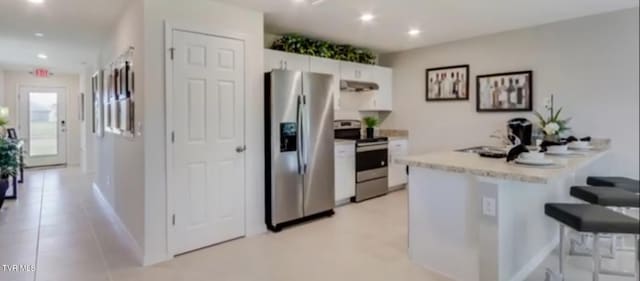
left=28, top=92, right=59, bottom=157
left=18, top=86, right=67, bottom=167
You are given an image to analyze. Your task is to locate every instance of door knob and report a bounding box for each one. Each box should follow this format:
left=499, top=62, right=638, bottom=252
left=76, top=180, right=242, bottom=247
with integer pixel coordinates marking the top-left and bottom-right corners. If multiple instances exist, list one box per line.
left=236, top=145, right=246, bottom=153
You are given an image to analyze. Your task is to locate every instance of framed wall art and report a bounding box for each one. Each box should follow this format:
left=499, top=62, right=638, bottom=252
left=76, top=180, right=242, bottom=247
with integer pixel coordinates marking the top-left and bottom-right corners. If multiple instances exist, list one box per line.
left=476, top=71, right=533, bottom=112
left=91, top=71, right=103, bottom=136
left=102, top=46, right=135, bottom=137
left=426, top=65, right=469, bottom=101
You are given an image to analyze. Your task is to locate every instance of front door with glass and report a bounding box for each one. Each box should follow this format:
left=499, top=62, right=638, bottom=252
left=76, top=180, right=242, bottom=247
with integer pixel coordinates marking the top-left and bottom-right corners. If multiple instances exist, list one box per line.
left=18, top=87, right=67, bottom=167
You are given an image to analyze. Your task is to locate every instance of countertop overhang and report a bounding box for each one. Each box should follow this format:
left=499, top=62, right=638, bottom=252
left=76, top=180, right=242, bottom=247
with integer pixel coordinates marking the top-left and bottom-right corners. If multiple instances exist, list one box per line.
left=396, top=148, right=609, bottom=184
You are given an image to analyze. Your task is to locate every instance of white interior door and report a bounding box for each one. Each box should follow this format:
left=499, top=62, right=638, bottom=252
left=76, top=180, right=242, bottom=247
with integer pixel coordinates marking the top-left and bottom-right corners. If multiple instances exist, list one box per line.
left=171, top=29, right=246, bottom=254
left=18, top=86, right=67, bottom=167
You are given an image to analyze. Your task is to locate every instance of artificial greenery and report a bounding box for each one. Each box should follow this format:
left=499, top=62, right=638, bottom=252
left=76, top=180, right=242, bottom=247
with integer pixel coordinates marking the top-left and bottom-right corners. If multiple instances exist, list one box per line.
left=363, top=117, right=379, bottom=128
left=271, top=34, right=377, bottom=65
left=0, top=116, right=8, bottom=131
left=0, top=138, right=19, bottom=179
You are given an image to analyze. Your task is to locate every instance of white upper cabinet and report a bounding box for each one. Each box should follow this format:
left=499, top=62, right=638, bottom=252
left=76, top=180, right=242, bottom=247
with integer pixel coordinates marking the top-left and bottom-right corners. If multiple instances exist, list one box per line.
left=309, top=56, right=341, bottom=110
left=264, top=49, right=310, bottom=72
left=264, top=49, right=393, bottom=111
left=340, top=61, right=374, bottom=82
left=373, top=66, right=393, bottom=111
left=360, top=66, right=393, bottom=111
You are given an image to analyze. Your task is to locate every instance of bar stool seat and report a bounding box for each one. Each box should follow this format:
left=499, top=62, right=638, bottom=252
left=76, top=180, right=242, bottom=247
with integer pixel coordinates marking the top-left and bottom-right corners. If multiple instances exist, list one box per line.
left=587, top=177, right=639, bottom=193
left=544, top=203, right=639, bottom=281
left=545, top=204, right=639, bottom=234
left=570, top=186, right=640, bottom=208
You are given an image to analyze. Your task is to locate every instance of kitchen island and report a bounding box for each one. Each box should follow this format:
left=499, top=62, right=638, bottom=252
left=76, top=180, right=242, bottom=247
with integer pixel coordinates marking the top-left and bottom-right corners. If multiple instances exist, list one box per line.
left=396, top=146, right=610, bottom=281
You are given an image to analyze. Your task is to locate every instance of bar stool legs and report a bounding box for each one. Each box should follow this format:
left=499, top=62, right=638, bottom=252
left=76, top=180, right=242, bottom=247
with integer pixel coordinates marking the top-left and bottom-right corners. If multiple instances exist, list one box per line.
left=593, top=233, right=600, bottom=281
left=559, top=225, right=565, bottom=278
left=546, top=225, right=566, bottom=281
left=635, top=235, right=639, bottom=281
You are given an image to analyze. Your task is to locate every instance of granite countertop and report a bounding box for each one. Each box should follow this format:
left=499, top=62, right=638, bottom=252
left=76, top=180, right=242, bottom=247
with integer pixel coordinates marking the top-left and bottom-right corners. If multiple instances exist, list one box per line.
left=379, top=129, right=409, bottom=140
left=396, top=148, right=609, bottom=184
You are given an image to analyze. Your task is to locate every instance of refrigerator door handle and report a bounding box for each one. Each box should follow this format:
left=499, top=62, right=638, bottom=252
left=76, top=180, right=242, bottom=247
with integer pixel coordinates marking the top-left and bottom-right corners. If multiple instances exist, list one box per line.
left=302, top=94, right=308, bottom=174
left=296, top=95, right=304, bottom=175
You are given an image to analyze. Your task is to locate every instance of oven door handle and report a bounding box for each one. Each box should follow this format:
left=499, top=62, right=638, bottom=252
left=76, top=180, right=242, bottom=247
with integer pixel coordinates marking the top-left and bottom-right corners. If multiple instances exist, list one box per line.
left=356, top=144, right=388, bottom=152
left=357, top=141, right=388, bottom=147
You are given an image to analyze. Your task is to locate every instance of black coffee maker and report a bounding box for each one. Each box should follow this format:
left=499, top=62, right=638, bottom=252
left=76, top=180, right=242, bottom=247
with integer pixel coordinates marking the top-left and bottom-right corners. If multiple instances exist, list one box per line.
left=508, top=118, right=532, bottom=145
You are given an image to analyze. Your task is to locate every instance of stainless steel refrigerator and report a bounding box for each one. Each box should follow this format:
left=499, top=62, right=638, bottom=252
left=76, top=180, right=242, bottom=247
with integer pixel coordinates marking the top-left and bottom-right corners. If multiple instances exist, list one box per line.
left=265, top=70, right=335, bottom=232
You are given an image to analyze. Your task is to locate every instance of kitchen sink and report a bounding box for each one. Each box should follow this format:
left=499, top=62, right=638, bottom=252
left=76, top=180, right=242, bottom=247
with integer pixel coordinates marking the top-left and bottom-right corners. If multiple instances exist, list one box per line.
left=456, top=146, right=506, bottom=154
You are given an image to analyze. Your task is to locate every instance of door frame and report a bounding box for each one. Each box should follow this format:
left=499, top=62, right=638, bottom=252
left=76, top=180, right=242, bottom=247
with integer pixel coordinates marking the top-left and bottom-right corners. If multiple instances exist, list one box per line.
left=16, top=85, right=68, bottom=167
left=164, top=22, right=248, bottom=257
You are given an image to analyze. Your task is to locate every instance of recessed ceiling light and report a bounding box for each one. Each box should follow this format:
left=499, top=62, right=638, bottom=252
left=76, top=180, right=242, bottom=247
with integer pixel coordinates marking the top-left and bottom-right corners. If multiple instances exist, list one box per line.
left=408, top=28, right=421, bottom=37
left=28, top=0, right=45, bottom=4
left=34, top=32, right=44, bottom=37
left=37, top=53, right=48, bottom=59
left=360, top=13, right=375, bottom=23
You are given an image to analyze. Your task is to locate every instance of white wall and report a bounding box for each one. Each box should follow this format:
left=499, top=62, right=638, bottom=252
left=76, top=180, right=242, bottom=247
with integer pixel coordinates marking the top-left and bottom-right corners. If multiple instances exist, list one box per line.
left=79, top=67, right=95, bottom=173
left=143, top=0, right=264, bottom=265
left=93, top=0, right=145, bottom=261
left=2, top=70, right=82, bottom=166
left=380, top=8, right=639, bottom=178
left=0, top=69, right=5, bottom=105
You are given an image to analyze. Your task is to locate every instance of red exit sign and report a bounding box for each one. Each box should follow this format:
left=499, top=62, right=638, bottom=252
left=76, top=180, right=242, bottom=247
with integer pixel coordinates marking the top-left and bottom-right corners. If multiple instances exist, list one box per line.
left=34, top=68, right=49, bottom=78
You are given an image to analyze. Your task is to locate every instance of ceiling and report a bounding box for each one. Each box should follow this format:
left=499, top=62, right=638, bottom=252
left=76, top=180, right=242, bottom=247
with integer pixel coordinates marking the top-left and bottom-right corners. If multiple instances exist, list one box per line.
left=219, top=0, right=639, bottom=53
left=0, top=0, right=129, bottom=74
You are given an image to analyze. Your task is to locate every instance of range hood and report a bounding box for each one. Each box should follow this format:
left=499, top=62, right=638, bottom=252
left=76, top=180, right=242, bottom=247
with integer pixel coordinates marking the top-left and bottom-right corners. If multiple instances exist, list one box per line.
left=340, top=80, right=379, bottom=92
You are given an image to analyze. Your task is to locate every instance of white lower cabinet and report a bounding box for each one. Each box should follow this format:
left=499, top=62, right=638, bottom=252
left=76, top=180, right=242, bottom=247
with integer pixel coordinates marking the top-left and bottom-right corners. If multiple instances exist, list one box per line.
left=334, top=142, right=356, bottom=202
left=388, top=139, right=408, bottom=188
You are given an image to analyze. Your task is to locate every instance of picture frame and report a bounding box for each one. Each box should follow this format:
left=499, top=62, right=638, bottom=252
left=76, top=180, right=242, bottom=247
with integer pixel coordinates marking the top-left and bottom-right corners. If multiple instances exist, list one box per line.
left=476, top=70, right=533, bottom=112
left=426, top=65, right=469, bottom=101
left=103, top=69, right=113, bottom=131
left=6, top=128, right=17, bottom=139
left=92, top=70, right=104, bottom=137
left=78, top=93, right=85, bottom=121
left=118, top=61, right=133, bottom=99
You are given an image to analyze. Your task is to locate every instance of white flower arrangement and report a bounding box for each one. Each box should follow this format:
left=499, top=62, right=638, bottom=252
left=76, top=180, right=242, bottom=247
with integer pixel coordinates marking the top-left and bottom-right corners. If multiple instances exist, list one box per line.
left=535, top=94, right=571, bottom=137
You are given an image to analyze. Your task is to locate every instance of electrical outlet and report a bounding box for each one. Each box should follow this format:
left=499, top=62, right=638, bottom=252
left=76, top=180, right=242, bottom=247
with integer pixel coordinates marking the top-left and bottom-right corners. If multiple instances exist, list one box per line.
left=482, top=197, right=497, bottom=217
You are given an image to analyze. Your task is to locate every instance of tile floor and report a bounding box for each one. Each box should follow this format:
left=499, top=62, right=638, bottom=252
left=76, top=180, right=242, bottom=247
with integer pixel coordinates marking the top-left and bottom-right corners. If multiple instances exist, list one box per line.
left=0, top=167, right=637, bottom=281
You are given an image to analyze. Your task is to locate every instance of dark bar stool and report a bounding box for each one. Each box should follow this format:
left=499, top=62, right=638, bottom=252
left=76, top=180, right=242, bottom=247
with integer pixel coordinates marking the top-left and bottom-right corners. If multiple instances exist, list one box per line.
left=545, top=203, right=639, bottom=281
left=569, top=186, right=640, bottom=274
left=571, top=186, right=640, bottom=208
left=587, top=176, right=639, bottom=194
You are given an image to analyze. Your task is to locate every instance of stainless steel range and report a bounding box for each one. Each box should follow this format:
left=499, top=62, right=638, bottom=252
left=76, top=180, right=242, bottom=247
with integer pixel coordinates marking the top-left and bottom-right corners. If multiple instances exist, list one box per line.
left=334, top=120, right=389, bottom=202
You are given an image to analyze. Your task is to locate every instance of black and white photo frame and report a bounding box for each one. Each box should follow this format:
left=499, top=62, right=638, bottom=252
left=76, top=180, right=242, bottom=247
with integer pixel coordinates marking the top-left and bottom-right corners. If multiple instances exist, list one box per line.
left=426, top=65, right=469, bottom=101
left=102, top=46, right=135, bottom=136
left=476, top=71, right=533, bottom=112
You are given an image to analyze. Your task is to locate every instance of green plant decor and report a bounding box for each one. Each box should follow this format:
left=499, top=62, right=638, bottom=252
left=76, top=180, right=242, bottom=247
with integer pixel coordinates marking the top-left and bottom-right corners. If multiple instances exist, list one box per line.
left=271, top=34, right=377, bottom=65
left=363, top=117, right=379, bottom=128
left=0, top=117, right=8, bottom=130
left=0, top=138, right=19, bottom=180
left=0, top=116, right=8, bottom=137
left=534, top=94, right=571, bottom=138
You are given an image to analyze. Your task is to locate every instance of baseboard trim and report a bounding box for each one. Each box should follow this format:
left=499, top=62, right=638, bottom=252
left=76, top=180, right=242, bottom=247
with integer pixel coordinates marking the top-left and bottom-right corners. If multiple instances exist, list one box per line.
left=91, top=182, right=144, bottom=265
left=510, top=236, right=559, bottom=281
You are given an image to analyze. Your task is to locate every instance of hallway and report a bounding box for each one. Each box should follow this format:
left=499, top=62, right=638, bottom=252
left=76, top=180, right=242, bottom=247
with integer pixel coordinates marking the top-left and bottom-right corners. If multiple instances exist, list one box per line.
left=1, top=167, right=450, bottom=281
left=0, top=167, right=138, bottom=281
